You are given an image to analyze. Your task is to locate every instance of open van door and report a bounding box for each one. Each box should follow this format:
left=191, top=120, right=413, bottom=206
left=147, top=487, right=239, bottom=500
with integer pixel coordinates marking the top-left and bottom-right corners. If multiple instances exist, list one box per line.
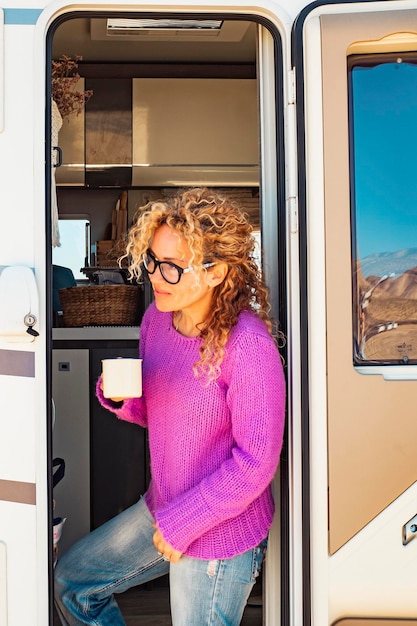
left=294, top=2, right=417, bottom=624
left=45, top=6, right=289, bottom=626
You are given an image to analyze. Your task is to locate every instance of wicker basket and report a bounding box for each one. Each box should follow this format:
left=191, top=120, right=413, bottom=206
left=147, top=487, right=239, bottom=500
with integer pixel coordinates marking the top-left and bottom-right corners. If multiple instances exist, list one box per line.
left=59, top=285, right=141, bottom=327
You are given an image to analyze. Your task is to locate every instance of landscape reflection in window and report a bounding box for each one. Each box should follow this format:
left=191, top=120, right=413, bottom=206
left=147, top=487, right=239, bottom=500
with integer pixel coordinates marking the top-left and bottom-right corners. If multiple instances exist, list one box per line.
left=349, top=55, right=417, bottom=364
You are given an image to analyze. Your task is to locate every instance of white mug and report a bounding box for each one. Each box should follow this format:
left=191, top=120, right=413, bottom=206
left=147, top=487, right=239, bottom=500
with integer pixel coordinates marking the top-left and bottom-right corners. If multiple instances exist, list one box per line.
left=101, top=357, right=142, bottom=399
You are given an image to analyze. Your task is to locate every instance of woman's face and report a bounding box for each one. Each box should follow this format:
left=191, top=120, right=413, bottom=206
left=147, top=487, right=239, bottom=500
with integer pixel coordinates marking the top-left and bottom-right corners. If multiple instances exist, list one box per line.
left=148, top=224, right=215, bottom=317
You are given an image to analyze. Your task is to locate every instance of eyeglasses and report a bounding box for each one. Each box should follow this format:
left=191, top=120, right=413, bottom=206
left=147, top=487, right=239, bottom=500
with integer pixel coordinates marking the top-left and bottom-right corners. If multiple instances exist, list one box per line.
left=143, top=249, right=216, bottom=285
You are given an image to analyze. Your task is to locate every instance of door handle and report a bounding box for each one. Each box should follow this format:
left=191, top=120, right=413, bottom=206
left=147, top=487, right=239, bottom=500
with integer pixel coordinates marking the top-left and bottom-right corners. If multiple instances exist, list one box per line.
left=53, top=145, right=62, bottom=167
left=402, top=514, right=417, bottom=545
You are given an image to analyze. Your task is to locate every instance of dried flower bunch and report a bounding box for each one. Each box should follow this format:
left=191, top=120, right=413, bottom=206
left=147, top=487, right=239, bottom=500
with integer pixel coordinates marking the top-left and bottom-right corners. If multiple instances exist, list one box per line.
left=52, top=55, right=93, bottom=119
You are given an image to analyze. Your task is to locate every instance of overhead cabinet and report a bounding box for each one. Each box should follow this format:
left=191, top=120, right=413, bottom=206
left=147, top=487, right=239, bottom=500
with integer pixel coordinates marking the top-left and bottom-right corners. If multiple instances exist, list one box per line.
left=55, top=77, right=259, bottom=187
left=131, top=78, right=259, bottom=186
left=55, top=78, right=86, bottom=186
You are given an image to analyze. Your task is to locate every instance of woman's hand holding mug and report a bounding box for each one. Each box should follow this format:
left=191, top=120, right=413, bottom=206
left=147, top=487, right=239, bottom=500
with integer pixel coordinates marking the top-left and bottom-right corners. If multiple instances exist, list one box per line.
left=99, top=380, right=126, bottom=403
left=101, top=358, right=143, bottom=400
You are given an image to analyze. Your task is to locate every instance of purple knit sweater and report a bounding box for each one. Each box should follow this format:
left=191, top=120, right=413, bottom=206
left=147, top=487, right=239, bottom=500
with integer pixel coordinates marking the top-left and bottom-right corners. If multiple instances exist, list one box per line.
left=96, top=302, right=285, bottom=559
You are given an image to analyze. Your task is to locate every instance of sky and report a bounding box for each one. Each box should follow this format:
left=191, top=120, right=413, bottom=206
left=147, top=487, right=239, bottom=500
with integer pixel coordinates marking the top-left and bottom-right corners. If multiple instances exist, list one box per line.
left=352, top=60, right=417, bottom=260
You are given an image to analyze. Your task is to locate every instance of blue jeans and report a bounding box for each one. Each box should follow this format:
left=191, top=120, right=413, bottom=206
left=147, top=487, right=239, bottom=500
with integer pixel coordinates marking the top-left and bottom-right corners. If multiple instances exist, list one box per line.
left=54, top=496, right=267, bottom=625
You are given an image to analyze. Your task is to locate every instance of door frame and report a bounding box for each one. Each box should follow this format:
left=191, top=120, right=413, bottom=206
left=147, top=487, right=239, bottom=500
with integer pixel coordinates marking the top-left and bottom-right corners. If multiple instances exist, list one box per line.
left=42, top=3, right=293, bottom=625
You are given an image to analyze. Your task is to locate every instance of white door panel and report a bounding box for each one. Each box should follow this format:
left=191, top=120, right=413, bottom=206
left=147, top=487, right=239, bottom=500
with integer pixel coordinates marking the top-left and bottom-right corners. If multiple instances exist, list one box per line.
left=301, top=2, right=417, bottom=623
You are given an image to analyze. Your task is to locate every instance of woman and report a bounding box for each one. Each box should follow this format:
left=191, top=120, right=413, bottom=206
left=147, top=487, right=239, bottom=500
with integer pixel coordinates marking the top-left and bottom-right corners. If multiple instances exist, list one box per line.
left=55, top=187, right=286, bottom=625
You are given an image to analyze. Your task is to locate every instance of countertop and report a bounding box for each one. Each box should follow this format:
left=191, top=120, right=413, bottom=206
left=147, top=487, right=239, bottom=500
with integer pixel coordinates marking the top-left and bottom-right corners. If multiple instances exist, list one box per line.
left=53, top=326, right=140, bottom=341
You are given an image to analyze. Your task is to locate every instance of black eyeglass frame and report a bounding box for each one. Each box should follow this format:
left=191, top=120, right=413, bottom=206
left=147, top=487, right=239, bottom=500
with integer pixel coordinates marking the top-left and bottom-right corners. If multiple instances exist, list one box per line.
left=143, top=249, right=216, bottom=285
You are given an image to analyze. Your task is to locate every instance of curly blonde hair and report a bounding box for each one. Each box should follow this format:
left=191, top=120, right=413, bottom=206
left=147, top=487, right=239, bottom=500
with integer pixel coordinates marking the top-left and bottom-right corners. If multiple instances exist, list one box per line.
left=125, top=188, right=277, bottom=381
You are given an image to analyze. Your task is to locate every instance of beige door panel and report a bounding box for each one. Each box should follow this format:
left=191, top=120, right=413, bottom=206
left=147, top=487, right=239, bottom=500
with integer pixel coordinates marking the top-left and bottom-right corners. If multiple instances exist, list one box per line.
left=320, top=10, right=417, bottom=554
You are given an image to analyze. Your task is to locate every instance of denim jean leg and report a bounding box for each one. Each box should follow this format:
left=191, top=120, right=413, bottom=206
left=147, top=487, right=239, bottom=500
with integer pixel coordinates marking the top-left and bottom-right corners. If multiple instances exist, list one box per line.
left=54, top=496, right=169, bottom=625
left=169, top=543, right=265, bottom=626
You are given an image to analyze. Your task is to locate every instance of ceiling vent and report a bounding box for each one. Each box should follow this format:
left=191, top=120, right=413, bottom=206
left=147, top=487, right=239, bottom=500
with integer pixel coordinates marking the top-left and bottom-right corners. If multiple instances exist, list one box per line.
left=90, top=19, right=250, bottom=42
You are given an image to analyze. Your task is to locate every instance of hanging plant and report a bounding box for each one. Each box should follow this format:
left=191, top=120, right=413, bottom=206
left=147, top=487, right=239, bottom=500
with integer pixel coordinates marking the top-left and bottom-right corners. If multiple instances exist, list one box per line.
left=52, top=54, right=93, bottom=119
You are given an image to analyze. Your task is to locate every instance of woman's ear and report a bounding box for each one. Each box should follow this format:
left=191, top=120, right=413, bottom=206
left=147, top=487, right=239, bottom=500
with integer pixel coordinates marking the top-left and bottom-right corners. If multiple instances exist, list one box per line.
left=206, top=262, right=228, bottom=288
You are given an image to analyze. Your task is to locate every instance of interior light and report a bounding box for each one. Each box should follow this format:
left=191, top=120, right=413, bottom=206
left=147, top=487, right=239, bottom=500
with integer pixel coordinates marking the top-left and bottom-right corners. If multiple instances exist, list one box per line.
left=107, top=18, right=223, bottom=31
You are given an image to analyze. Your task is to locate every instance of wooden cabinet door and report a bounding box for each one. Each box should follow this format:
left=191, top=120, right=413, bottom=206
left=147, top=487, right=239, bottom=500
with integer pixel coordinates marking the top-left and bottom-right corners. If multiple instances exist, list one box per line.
left=90, top=346, right=147, bottom=529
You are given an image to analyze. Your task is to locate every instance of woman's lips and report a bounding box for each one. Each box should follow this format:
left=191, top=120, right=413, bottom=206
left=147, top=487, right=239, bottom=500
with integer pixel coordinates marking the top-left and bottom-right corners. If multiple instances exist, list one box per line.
left=153, top=286, right=172, bottom=297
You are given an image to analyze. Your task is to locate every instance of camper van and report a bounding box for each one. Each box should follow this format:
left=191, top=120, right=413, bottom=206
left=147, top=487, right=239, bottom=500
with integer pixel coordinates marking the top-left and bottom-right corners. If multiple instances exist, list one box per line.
left=1, top=0, right=417, bottom=624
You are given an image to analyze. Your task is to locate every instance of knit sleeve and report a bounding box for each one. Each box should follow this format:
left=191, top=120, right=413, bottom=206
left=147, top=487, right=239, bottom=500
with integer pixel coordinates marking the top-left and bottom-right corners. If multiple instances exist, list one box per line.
left=95, top=376, right=147, bottom=427
left=155, top=330, right=286, bottom=553
left=94, top=305, right=153, bottom=427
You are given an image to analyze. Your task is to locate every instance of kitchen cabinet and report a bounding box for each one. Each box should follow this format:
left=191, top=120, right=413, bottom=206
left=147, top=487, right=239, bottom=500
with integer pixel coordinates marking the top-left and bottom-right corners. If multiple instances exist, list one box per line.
left=53, top=348, right=90, bottom=555
left=90, top=346, right=147, bottom=529
left=55, top=76, right=259, bottom=187
left=131, top=78, right=259, bottom=186
left=54, top=78, right=85, bottom=186
left=52, top=335, right=147, bottom=555
left=55, top=77, right=132, bottom=187
left=85, top=78, right=132, bottom=187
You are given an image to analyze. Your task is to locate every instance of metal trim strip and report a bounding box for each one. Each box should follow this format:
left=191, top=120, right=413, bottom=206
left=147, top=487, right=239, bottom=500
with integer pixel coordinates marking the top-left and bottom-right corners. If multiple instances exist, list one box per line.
left=0, top=479, right=36, bottom=505
left=0, top=350, right=34, bottom=377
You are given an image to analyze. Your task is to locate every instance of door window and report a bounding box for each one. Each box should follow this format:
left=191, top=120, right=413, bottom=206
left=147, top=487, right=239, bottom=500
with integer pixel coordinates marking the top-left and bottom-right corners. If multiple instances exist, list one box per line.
left=349, top=53, right=417, bottom=364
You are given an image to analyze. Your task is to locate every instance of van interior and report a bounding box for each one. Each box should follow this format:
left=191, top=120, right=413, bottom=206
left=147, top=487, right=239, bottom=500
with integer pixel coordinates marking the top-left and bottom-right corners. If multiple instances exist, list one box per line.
left=50, top=11, right=283, bottom=625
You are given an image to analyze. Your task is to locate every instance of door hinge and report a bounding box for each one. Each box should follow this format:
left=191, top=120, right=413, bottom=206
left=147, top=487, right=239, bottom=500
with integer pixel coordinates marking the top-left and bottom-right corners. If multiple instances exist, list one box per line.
left=288, top=195, right=298, bottom=234
left=288, top=68, right=296, bottom=105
